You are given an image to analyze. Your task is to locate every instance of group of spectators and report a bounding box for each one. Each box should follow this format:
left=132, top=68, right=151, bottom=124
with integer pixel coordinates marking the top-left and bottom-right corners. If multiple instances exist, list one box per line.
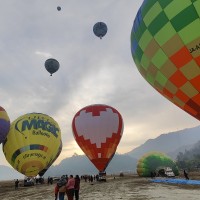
left=81, top=174, right=102, bottom=182
left=55, top=174, right=80, bottom=200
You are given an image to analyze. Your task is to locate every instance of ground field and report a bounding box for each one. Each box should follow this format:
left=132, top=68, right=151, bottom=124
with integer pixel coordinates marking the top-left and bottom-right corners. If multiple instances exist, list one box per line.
left=0, top=173, right=200, bottom=200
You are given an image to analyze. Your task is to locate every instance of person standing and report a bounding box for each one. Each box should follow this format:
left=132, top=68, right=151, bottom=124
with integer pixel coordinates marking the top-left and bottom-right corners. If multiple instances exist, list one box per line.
left=184, top=170, right=189, bottom=180
left=74, top=175, right=80, bottom=200
left=58, top=184, right=66, bottom=200
left=15, top=179, right=19, bottom=189
left=55, top=176, right=67, bottom=200
left=54, top=184, right=59, bottom=200
left=66, top=175, right=75, bottom=200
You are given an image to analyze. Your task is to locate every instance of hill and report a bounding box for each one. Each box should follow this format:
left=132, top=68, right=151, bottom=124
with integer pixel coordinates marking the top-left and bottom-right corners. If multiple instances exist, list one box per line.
left=126, top=126, right=200, bottom=159
left=1, top=125, right=200, bottom=180
left=0, top=165, right=24, bottom=181
left=45, top=153, right=137, bottom=177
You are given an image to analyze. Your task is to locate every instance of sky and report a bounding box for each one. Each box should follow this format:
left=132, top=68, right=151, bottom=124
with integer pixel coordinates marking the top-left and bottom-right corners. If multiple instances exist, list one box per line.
left=0, top=0, right=199, bottom=167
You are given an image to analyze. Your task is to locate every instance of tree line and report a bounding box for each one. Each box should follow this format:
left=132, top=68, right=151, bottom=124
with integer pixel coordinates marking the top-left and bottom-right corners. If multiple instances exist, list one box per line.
left=176, top=141, right=200, bottom=171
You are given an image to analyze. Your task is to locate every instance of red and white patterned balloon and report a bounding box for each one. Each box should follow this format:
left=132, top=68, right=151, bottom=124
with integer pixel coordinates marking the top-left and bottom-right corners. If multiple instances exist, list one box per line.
left=72, top=104, right=123, bottom=172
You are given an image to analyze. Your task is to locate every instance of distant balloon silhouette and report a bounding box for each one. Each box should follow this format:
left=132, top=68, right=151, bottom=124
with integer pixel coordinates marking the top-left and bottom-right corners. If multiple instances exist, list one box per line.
left=93, top=22, right=107, bottom=39
left=0, top=106, right=10, bottom=144
left=57, top=6, right=61, bottom=11
left=44, top=58, right=60, bottom=76
left=72, top=104, right=123, bottom=172
left=131, top=0, right=200, bottom=121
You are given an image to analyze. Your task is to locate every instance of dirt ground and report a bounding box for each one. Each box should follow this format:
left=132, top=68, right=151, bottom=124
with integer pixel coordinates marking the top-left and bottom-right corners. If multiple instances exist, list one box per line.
left=0, top=173, right=200, bottom=200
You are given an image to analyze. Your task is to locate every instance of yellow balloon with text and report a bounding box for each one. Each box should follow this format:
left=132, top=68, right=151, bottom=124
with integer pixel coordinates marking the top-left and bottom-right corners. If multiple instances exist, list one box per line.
left=2, top=113, right=62, bottom=177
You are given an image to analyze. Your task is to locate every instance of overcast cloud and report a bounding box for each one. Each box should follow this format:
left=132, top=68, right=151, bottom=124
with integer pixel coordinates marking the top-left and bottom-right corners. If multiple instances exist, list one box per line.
left=0, top=0, right=199, bottom=167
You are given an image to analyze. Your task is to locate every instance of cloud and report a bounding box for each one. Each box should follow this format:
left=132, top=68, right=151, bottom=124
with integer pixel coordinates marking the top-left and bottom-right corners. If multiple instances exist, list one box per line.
left=35, top=51, right=52, bottom=58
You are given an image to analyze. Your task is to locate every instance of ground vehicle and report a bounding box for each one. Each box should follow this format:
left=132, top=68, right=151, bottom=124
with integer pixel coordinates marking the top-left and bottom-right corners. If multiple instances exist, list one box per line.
left=52, top=177, right=60, bottom=182
left=157, top=167, right=175, bottom=177
left=98, top=171, right=106, bottom=182
left=24, top=177, right=35, bottom=186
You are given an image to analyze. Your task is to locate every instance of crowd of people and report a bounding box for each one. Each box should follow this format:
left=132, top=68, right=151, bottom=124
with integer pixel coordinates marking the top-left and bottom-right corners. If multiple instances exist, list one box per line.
left=14, top=173, right=102, bottom=199
left=55, top=174, right=80, bottom=200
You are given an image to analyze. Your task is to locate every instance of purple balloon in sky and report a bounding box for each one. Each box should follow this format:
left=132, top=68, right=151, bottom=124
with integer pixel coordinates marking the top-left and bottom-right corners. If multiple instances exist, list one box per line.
left=0, top=119, right=10, bottom=143
left=0, top=106, right=10, bottom=144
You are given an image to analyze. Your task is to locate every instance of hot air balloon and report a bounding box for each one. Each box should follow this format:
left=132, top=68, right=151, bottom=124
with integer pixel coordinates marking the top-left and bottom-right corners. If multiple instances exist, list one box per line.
left=93, top=22, right=107, bottom=39
left=131, top=0, right=200, bottom=121
left=38, top=141, right=62, bottom=177
left=2, top=113, right=62, bottom=177
left=72, top=104, right=124, bottom=172
left=137, top=152, right=179, bottom=177
left=57, top=6, right=61, bottom=11
left=0, top=106, right=10, bottom=144
left=44, top=58, right=60, bottom=76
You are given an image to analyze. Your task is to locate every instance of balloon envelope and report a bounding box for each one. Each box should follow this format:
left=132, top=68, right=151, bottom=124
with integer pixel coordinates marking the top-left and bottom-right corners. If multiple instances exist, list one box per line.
left=93, top=22, right=107, bottom=39
left=72, top=104, right=123, bottom=172
left=0, top=106, right=10, bottom=144
left=44, top=58, right=60, bottom=76
left=137, top=152, right=179, bottom=177
left=131, top=0, right=200, bottom=120
left=2, top=113, right=62, bottom=177
left=38, top=141, right=62, bottom=177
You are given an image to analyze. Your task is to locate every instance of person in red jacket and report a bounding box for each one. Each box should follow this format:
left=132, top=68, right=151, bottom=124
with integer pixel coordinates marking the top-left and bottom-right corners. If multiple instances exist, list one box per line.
left=54, top=184, right=59, bottom=200
left=74, top=175, right=80, bottom=200
left=66, top=175, right=75, bottom=200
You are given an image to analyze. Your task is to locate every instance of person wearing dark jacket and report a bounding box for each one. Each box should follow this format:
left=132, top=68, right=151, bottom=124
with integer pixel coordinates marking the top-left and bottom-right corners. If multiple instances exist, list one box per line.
left=184, top=170, right=189, bottom=180
left=55, top=176, right=67, bottom=200
left=74, top=175, right=80, bottom=200
left=15, top=179, right=19, bottom=189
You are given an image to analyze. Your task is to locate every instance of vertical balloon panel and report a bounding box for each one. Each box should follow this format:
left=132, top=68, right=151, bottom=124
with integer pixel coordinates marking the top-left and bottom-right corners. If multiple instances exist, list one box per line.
left=72, top=104, right=124, bottom=172
left=131, top=0, right=200, bottom=120
left=0, top=106, right=10, bottom=144
left=2, top=113, right=62, bottom=177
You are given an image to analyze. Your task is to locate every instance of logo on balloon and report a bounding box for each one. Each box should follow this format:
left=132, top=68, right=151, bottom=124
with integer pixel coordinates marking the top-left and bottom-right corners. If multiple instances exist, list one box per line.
left=15, top=116, right=59, bottom=138
left=189, top=43, right=200, bottom=54
left=3, top=113, right=62, bottom=177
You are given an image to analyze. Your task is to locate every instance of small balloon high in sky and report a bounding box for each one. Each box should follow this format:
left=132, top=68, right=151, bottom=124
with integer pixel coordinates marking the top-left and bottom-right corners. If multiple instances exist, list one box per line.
left=57, top=6, right=61, bottom=11
left=44, top=58, right=60, bottom=76
left=93, top=22, right=107, bottom=39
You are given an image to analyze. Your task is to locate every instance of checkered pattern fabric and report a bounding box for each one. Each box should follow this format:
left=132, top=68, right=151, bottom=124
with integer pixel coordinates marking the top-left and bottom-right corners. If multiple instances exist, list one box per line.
left=131, top=0, right=200, bottom=120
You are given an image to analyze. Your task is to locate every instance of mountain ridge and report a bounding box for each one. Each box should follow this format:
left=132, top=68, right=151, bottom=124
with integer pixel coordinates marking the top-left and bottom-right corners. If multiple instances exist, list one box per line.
left=1, top=125, right=200, bottom=180
left=126, top=126, right=200, bottom=159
